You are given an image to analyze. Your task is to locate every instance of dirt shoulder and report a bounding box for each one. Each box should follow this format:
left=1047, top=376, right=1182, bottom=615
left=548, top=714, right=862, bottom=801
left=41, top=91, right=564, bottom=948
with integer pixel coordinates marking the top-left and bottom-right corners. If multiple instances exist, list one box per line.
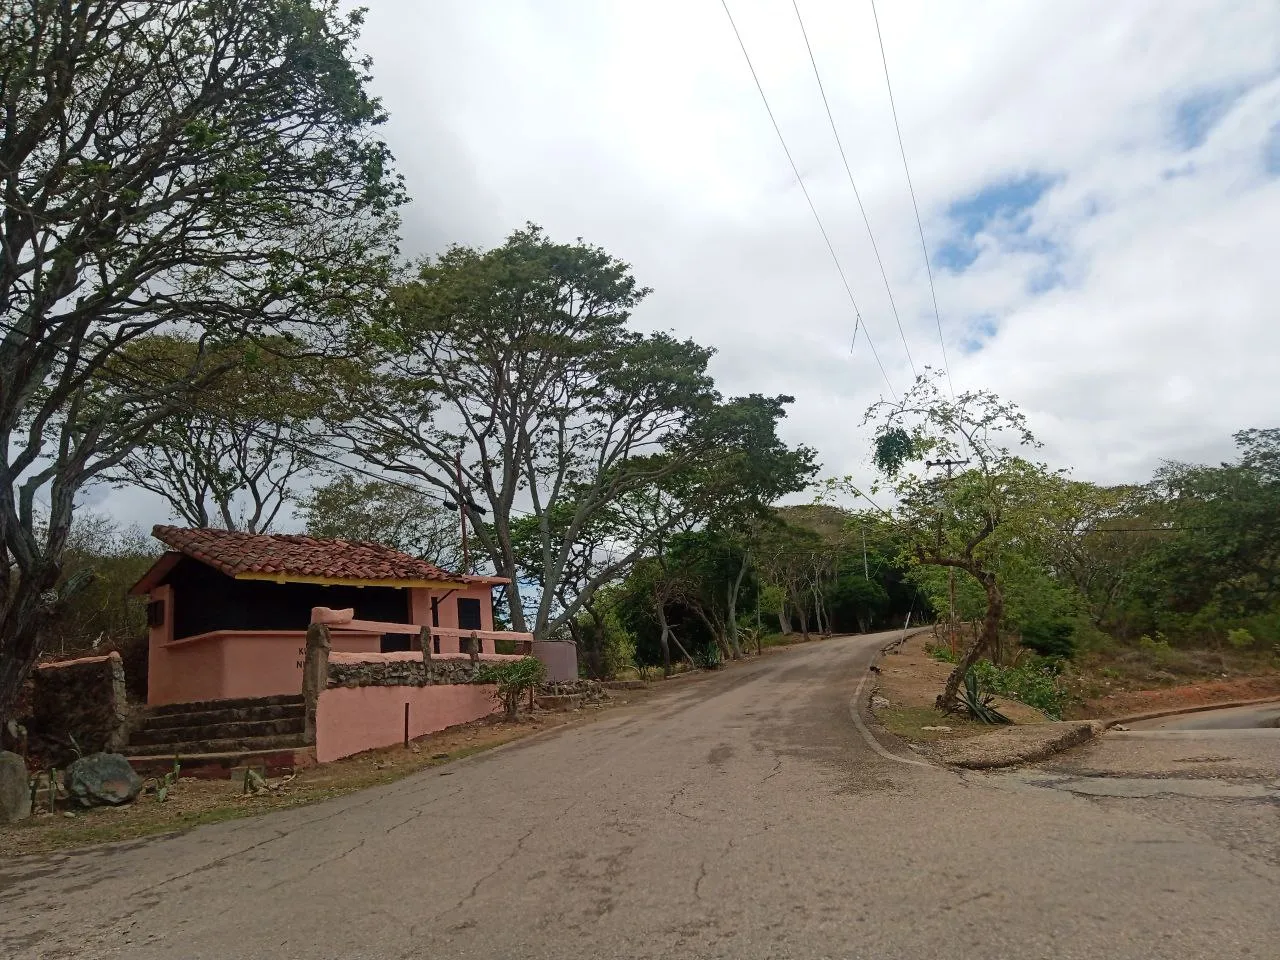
left=872, top=631, right=1049, bottom=744
left=1068, top=674, right=1280, bottom=720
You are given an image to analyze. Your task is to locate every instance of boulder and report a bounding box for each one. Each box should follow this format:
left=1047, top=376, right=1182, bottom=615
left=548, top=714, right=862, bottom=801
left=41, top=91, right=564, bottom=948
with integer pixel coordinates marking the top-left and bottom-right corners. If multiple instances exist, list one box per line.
left=64, top=752, right=142, bottom=807
left=0, top=750, right=32, bottom=823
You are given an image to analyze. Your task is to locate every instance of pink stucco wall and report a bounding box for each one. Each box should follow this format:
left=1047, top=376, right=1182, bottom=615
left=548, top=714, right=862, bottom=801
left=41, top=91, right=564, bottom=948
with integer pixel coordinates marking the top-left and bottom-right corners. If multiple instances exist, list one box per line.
left=148, top=626, right=380, bottom=706
left=145, top=581, right=504, bottom=705
left=314, top=683, right=499, bottom=762
left=408, top=586, right=496, bottom=653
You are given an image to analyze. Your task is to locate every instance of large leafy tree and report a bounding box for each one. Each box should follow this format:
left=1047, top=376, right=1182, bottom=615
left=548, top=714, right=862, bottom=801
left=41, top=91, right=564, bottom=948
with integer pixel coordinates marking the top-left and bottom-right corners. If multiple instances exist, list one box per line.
left=865, top=371, right=1060, bottom=711
left=300, top=473, right=462, bottom=570
left=104, top=336, right=335, bottom=532
left=0, top=0, right=402, bottom=720
left=335, top=225, right=796, bottom=640
left=1134, top=429, right=1280, bottom=631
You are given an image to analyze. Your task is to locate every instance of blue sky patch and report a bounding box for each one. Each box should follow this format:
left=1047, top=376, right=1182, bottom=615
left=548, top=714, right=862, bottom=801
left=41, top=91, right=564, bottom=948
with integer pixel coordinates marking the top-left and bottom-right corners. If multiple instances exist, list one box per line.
left=1172, top=86, right=1245, bottom=150
left=960, top=316, right=998, bottom=354
left=1265, top=122, right=1280, bottom=175
left=935, top=173, right=1057, bottom=273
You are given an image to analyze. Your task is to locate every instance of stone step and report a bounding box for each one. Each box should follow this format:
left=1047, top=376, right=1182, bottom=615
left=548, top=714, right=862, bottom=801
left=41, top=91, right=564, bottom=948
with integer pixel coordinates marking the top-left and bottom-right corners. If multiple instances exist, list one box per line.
left=130, top=717, right=304, bottom=747
left=142, top=702, right=304, bottom=731
left=128, top=746, right=316, bottom=780
left=147, top=693, right=304, bottom=717
left=601, top=679, right=645, bottom=690
left=127, top=732, right=310, bottom=758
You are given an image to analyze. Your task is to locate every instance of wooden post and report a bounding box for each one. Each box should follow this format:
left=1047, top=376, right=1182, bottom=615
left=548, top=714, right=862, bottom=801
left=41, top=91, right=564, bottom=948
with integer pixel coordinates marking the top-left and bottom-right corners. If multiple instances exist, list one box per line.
left=301, top=623, right=331, bottom=745
left=419, top=625, right=433, bottom=665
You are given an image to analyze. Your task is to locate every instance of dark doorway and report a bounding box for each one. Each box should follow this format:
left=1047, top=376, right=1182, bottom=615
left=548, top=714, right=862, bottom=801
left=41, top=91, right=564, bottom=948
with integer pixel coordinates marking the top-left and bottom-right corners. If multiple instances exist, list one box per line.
left=457, top=597, right=482, bottom=631
left=381, top=632, right=411, bottom=653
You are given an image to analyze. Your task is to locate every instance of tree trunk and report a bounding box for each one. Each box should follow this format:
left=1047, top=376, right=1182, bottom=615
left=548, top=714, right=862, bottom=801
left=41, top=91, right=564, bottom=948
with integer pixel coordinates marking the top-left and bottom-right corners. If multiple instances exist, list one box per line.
left=790, top=586, right=811, bottom=641
left=778, top=601, right=792, bottom=635
left=726, top=552, right=749, bottom=660
left=937, top=574, right=1003, bottom=712
left=0, top=564, right=60, bottom=724
left=656, top=604, right=673, bottom=677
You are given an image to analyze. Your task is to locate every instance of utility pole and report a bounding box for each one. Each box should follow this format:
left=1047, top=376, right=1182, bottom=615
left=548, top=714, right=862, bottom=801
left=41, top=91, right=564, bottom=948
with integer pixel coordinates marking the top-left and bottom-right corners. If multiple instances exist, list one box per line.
left=861, top=521, right=870, bottom=580
left=925, top=458, right=970, bottom=654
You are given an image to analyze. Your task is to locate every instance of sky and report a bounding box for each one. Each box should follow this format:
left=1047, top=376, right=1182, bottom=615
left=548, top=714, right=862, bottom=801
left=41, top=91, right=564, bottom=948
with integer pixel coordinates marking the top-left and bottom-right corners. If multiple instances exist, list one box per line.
left=97, top=0, right=1280, bottom=530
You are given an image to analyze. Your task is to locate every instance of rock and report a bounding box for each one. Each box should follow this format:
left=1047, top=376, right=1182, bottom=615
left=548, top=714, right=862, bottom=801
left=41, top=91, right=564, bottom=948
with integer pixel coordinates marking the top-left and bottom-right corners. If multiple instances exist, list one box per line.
left=64, top=752, right=142, bottom=807
left=921, top=725, right=952, bottom=732
left=871, top=696, right=891, bottom=709
left=0, top=750, right=32, bottom=823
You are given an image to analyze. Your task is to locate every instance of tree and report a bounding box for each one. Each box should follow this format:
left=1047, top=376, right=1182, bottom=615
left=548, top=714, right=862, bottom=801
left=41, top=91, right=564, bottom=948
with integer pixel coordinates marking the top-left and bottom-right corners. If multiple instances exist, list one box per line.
left=0, top=1, right=403, bottom=721
left=865, top=371, right=1058, bottom=712
left=105, top=336, right=334, bottom=532
left=299, top=473, right=462, bottom=569
left=335, top=225, right=799, bottom=640
left=1131, top=429, right=1280, bottom=637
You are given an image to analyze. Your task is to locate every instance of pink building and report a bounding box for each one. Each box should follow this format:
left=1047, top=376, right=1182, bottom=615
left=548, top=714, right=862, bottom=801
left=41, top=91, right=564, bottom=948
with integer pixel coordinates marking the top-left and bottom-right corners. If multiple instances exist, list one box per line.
left=131, top=526, right=538, bottom=706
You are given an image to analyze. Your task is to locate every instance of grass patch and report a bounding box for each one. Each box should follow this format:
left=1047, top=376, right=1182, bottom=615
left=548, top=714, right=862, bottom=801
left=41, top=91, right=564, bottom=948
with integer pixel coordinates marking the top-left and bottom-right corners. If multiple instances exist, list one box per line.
left=875, top=705, right=988, bottom=742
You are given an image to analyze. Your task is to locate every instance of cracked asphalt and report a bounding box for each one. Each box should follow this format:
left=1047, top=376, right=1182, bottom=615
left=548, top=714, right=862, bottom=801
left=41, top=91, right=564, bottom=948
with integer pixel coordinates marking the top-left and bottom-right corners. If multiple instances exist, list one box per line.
left=3, top=629, right=1279, bottom=960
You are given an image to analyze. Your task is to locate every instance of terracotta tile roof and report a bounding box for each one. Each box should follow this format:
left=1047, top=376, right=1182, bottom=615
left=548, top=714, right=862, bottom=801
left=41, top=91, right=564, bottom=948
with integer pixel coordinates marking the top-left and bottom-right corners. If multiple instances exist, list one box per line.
left=149, top=525, right=492, bottom=585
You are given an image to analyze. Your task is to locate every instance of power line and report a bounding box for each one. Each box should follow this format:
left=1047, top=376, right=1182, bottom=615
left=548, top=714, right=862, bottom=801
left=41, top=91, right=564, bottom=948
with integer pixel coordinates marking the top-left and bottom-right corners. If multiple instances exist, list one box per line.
left=719, top=0, right=897, bottom=400
left=790, top=0, right=916, bottom=379
left=868, top=0, right=953, bottom=396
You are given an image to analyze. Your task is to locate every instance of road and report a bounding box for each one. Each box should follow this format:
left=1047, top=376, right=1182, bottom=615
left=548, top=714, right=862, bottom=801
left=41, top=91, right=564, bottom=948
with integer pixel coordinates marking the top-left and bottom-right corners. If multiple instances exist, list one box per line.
left=3, top=630, right=1279, bottom=960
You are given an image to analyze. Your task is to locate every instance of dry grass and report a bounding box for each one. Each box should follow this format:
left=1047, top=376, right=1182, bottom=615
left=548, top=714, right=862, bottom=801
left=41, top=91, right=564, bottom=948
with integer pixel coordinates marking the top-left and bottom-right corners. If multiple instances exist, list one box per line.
left=871, top=631, right=1050, bottom=744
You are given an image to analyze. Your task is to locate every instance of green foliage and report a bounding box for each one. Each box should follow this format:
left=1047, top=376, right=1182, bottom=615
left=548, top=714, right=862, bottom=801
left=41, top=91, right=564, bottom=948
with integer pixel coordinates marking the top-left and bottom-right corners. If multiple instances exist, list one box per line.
left=300, top=474, right=460, bottom=568
left=971, top=659, right=1069, bottom=719
left=473, top=657, right=547, bottom=720
left=925, top=642, right=958, bottom=663
left=1020, top=619, right=1077, bottom=660
left=691, top=644, right=722, bottom=671
left=958, top=669, right=1011, bottom=724
left=1226, top=628, right=1257, bottom=650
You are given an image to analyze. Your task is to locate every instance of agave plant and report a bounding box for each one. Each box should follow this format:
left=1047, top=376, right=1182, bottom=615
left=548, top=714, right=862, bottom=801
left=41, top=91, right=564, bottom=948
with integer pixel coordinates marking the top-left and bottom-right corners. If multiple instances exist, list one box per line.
left=959, top=668, right=1011, bottom=725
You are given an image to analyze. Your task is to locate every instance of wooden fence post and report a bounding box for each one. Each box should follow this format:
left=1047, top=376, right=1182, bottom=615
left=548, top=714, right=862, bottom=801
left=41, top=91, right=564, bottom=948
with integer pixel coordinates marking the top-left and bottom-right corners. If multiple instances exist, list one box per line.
left=302, top=623, right=331, bottom=745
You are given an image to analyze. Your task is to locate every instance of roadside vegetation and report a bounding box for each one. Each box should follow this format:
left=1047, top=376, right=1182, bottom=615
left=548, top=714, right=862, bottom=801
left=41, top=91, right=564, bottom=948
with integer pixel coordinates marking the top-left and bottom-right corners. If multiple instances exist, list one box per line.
left=2, top=3, right=1276, bottom=750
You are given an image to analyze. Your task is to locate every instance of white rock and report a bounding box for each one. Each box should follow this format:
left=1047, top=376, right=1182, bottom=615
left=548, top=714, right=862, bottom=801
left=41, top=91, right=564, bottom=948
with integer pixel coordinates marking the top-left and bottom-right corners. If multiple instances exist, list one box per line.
left=870, top=696, right=891, bottom=709
left=921, top=725, right=952, bottom=732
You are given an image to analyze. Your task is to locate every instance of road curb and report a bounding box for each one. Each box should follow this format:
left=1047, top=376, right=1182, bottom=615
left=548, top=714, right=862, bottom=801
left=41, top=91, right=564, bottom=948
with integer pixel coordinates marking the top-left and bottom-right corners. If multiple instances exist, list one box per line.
left=1097, top=695, right=1280, bottom=730
left=929, top=720, right=1105, bottom=769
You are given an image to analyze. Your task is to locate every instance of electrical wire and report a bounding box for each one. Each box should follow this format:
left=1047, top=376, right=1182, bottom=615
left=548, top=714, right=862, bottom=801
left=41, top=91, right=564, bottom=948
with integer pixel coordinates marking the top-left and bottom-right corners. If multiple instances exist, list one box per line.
left=791, top=0, right=917, bottom=379
left=868, top=0, right=953, bottom=396
left=719, top=0, right=897, bottom=400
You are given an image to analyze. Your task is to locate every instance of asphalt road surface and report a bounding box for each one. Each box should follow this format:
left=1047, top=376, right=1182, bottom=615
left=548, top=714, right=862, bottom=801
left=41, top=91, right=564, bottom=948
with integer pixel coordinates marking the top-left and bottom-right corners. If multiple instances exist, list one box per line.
left=3, top=630, right=1279, bottom=960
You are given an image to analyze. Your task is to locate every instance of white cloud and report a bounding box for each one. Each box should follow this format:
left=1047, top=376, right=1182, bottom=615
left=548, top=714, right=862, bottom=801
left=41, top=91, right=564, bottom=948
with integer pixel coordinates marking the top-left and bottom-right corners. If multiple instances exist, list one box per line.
left=99, top=0, right=1280, bottom=528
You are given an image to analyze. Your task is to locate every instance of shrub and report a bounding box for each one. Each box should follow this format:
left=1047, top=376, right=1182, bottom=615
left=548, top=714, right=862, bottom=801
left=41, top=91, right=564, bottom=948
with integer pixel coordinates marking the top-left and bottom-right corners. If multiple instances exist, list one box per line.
left=1020, top=619, right=1077, bottom=660
left=925, top=642, right=958, bottom=663
left=691, top=644, right=722, bottom=671
left=972, top=658, right=1069, bottom=719
left=1226, top=628, right=1257, bottom=650
left=472, top=657, right=547, bottom=720
left=959, top=668, right=1010, bottom=724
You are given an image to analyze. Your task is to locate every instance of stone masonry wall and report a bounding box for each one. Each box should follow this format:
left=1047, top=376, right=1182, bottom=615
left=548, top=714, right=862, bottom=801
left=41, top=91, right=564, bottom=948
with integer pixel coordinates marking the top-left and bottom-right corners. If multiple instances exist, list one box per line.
left=30, top=653, right=131, bottom=763
left=326, top=657, right=488, bottom=689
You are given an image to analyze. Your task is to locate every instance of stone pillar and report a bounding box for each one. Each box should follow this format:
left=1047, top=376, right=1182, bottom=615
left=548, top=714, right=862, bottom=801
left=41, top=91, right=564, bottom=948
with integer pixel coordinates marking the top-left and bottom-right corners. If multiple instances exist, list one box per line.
left=419, top=625, right=433, bottom=664
left=301, top=623, right=331, bottom=745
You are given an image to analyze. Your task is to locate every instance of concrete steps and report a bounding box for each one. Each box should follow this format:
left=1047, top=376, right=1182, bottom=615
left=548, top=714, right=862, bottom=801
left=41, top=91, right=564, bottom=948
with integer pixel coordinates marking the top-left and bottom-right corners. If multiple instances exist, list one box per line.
left=126, top=695, right=310, bottom=778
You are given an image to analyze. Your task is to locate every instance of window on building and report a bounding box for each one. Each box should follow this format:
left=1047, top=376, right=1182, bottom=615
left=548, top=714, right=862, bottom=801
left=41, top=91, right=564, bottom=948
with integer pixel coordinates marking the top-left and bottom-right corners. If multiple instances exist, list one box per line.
left=146, top=599, right=165, bottom=627
left=457, top=597, right=482, bottom=631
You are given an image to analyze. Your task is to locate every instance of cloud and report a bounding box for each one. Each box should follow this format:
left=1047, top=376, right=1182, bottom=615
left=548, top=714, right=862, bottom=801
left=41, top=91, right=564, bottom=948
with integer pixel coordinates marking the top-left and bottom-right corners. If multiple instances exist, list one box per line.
left=96, top=0, right=1280, bottom=529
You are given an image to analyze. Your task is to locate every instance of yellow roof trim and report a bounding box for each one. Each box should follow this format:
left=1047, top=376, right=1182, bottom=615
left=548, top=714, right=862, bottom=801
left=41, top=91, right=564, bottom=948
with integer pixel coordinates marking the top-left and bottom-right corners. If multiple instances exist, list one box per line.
left=233, top=572, right=465, bottom=590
